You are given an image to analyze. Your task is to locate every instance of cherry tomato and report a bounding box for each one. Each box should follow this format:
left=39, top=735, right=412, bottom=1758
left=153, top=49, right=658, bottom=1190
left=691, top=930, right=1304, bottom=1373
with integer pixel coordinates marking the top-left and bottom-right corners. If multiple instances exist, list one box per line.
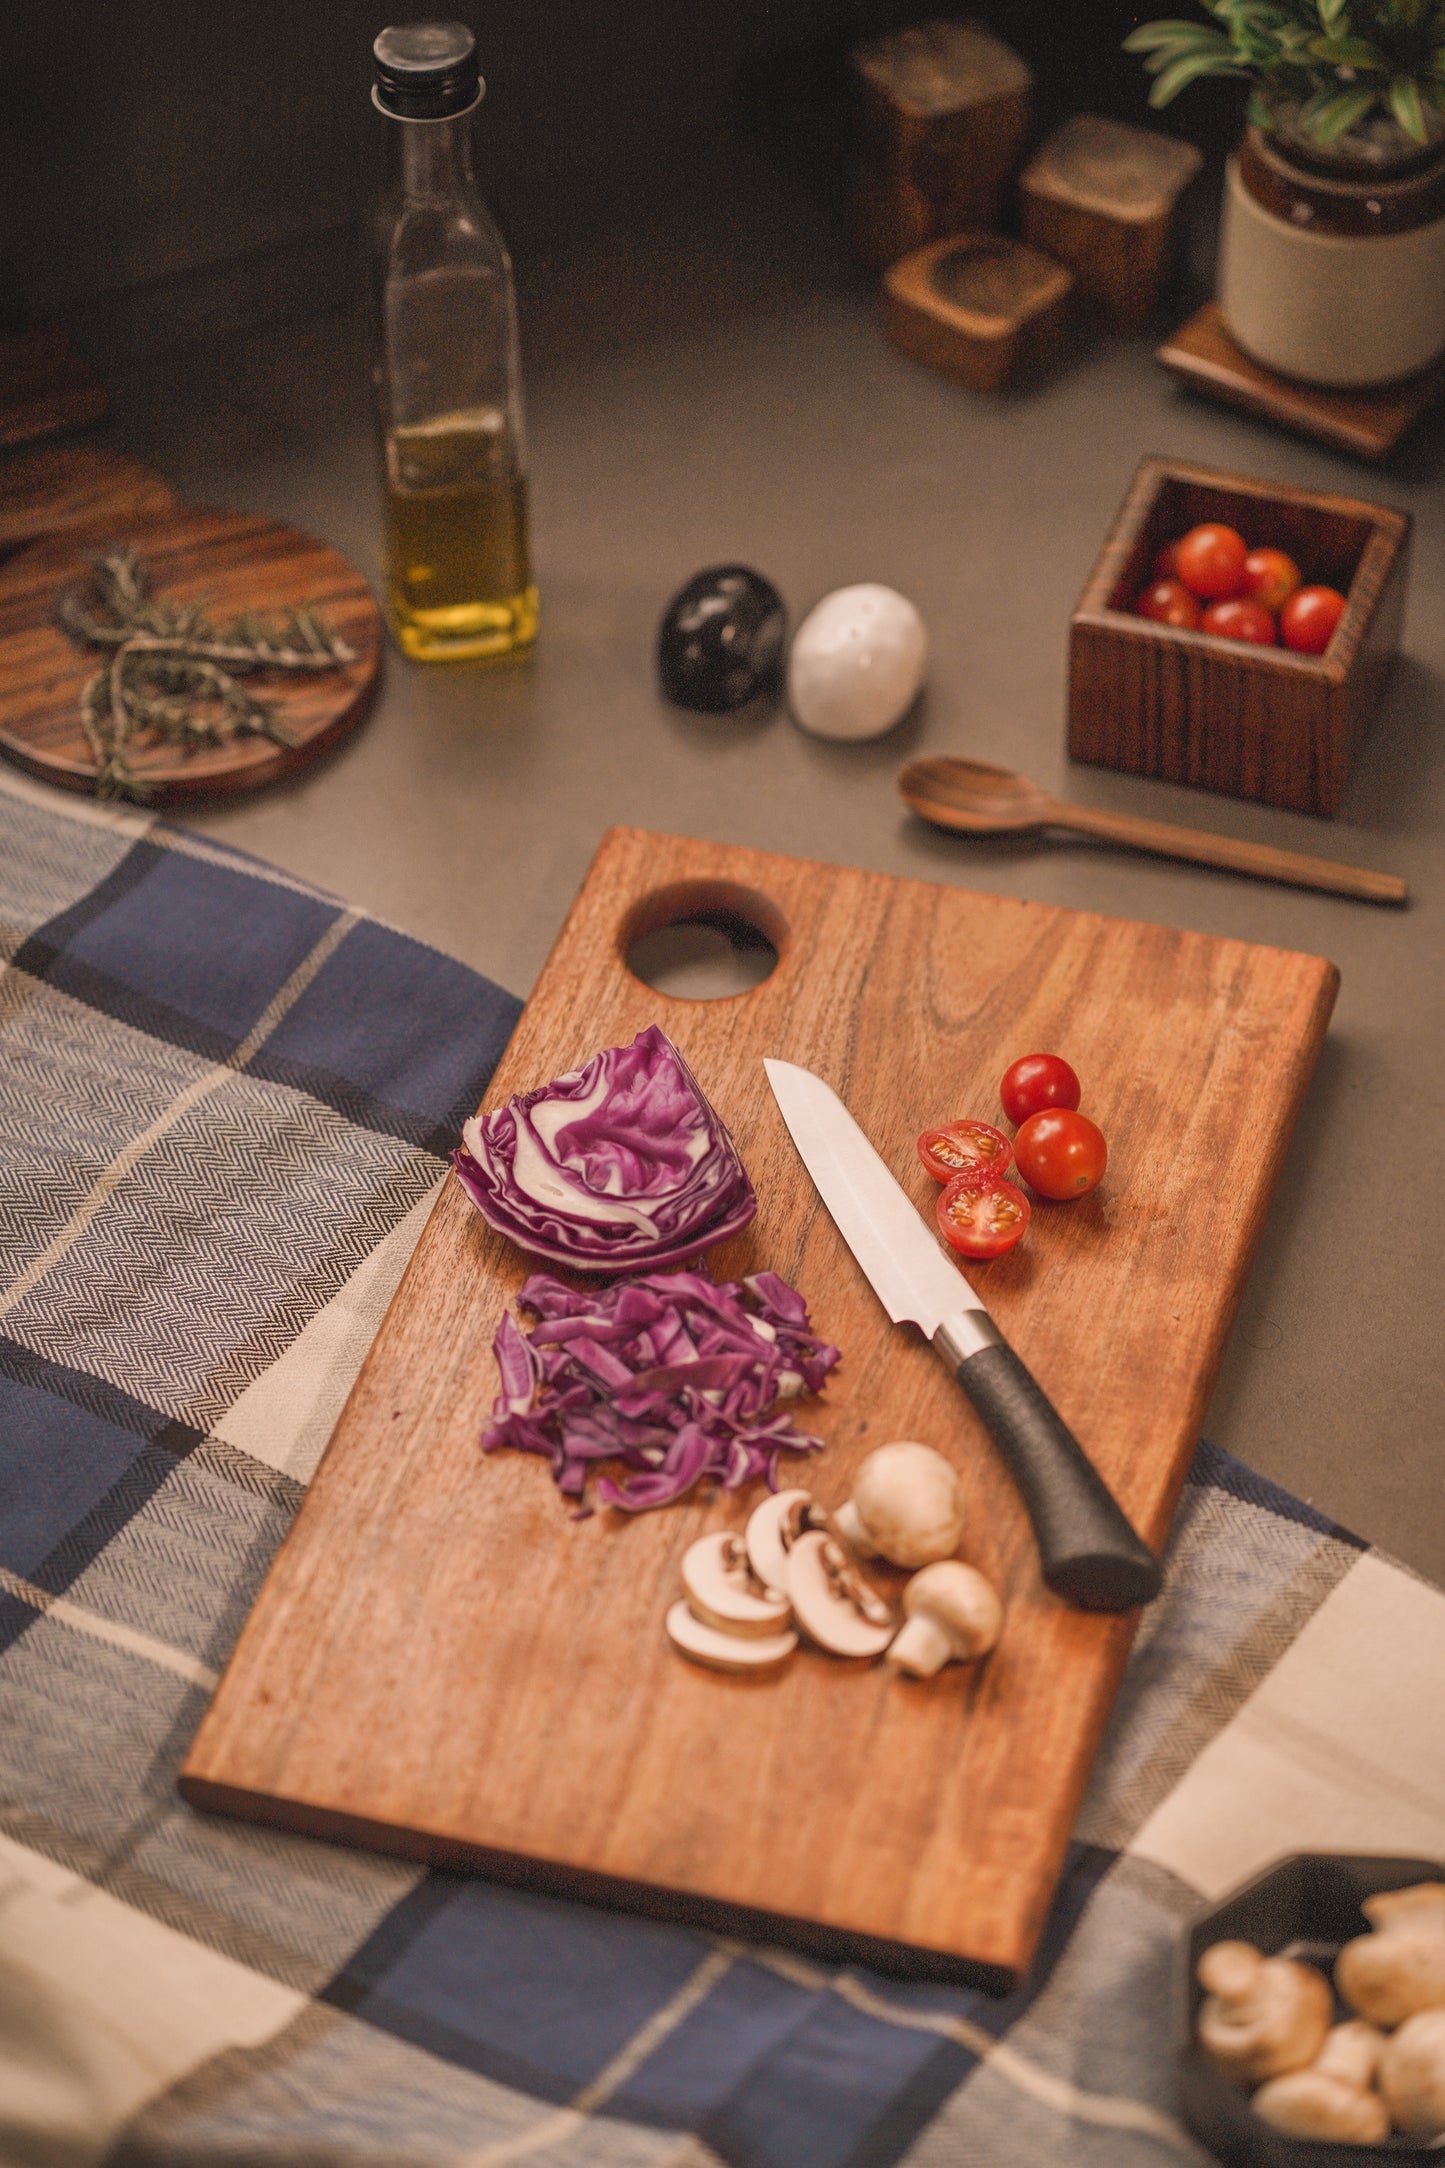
left=1175, top=523, right=1248, bottom=601
left=1242, top=546, right=1301, bottom=614
left=1151, top=539, right=1181, bottom=581
left=917, top=1120, right=1012, bottom=1185
left=1014, top=1109, right=1107, bottom=1200
left=937, top=1173, right=1030, bottom=1259
left=1135, top=577, right=1202, bottom=631
left=999, top=1053, right=1081, bottom=1127
left=1201, top=596, right=1276, bottom=646
left=1280, top=584, right=1347, bottom=656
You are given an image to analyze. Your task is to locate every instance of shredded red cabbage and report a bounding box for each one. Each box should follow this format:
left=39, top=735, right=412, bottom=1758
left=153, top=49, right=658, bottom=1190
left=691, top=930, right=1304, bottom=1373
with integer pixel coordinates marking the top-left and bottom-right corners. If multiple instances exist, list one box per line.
left=483, top=1268, right=841, bottom=1511
left=452, top=1025, right=756, bottom=1272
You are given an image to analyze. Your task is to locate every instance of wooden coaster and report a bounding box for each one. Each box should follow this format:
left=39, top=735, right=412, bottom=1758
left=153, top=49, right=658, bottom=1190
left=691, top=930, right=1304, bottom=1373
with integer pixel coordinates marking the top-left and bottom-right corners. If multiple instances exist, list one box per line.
left=1157, top=301, right=1445, bottom=461
left=884, top=233, right=1074, bottom=391
left=0, top=504, right=381, bottom=805
left=0, top=324, right=108, bottom=451
left=0, top=445, right=175, bottom=557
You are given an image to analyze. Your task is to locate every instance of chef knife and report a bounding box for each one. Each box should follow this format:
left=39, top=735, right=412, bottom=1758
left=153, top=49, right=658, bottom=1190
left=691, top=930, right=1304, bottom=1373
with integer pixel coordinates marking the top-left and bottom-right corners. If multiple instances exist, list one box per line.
left=763, top=1058, right=1161, bottom=1612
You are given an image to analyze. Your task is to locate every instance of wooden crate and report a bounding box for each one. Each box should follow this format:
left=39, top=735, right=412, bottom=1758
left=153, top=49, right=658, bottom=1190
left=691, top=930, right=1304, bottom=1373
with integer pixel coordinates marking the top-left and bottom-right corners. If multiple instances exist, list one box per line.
left=1020, top=116, right=1201, bottom=335
left=1068, top=457, right=1409, bottom=817
left=884, top=234, right=1074, bottom=392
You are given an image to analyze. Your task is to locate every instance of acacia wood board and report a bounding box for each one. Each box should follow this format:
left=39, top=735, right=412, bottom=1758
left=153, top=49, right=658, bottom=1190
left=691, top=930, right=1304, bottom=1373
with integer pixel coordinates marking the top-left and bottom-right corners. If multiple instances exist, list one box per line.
left=0, top=504, right=381, bottom=804
left=181, top=828, right=1339, bottom=1986
left=1157, top=302, right=1445, bottom=462
left=0, top=445, right=175, bottom=558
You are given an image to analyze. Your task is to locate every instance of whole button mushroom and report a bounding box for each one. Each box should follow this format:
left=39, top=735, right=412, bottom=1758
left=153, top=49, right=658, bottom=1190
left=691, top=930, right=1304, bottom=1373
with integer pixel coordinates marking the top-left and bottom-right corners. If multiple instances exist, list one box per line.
left=657, top=565, right=786, bottom=712
left=1195, top=1941, right=1333, bottom=2086
left=1250, top=2068, right=1389, bottom=2144
left=787, top=583, right=927, bottom=741
left=787, top=1530, right=895, bottom=1658
left=1379, top=2006, right=1445, bottom=2139
left=833, top=1442, right=966, bottom=1569
left=886, top=1560, right=1001, bottom=1678
left=1336, top=1882, right=1445, bottom=2029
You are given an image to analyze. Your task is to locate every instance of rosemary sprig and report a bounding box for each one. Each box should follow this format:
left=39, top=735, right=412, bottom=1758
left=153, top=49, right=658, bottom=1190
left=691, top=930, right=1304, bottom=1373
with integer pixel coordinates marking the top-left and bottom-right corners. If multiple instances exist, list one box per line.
left=55, top=548, right=357, bottom=802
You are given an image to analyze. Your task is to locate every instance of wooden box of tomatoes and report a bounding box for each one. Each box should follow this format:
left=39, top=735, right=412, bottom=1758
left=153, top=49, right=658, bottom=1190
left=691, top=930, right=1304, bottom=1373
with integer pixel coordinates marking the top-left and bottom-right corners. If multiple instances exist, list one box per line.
left=1068, top=456, right=1409, bottom=817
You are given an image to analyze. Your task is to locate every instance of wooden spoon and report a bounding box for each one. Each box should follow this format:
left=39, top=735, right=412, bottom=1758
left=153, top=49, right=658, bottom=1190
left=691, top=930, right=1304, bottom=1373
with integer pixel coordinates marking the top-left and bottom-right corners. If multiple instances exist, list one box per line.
left=899, top=756, right=1407, bottom=906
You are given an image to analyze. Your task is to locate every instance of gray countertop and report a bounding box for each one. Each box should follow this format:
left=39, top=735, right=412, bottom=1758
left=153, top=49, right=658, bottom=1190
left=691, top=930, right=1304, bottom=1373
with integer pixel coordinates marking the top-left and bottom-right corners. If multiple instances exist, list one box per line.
left=98, top=154, right=1445, bottom=1582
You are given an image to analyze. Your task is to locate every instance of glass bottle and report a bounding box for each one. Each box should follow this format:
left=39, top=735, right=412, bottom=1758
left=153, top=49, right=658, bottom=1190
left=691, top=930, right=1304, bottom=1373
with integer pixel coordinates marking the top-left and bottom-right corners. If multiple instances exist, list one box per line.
left=372, top=22, right=537, bottom=661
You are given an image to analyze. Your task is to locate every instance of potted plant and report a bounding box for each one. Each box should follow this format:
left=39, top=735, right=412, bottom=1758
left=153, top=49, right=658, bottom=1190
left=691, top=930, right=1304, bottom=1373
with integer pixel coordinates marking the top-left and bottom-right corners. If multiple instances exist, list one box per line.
left=1126, top=0, right=1445, bottom=387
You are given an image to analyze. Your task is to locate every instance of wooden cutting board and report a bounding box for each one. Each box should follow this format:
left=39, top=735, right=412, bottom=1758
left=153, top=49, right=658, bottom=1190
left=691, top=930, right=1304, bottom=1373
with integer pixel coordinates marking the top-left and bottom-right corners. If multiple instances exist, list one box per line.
left=181, top=828, right=1338, bottom=1986
left=0, top=505, right=380, bottom=804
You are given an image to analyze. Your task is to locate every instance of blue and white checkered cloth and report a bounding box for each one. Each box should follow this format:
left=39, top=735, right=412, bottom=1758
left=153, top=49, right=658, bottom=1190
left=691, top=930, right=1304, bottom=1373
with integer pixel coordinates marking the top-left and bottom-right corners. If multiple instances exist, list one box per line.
left=2, top=765, right=1442, bottom=2168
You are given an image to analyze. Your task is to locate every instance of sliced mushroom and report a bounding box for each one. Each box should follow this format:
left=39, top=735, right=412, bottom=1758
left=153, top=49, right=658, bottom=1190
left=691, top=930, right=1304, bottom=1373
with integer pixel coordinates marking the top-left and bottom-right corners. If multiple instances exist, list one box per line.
left=665, top=1599, right=797, bottom=1674
left=745, top=1488, right=823, bottom=1597
left=1195, top=1940, right=1333, bottom=2086
left=1337, top=1882, right=1445, bottom=2028
left=886, top=1560, right=1001, bottom=1678
left=833, top=1441, right=966, bottom=1569
left=1378, top=2006, right=1445, bottom=2140
left=680, top=1532, right=792, bottom=1638
left=787, top=1530, right=895, bottom=1657
left=1250, top=2068, right=1390, bottom=2144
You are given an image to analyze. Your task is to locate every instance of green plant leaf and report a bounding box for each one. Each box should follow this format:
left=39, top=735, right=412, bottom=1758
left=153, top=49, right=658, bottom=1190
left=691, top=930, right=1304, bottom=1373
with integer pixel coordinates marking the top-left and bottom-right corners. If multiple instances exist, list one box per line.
left=1124, top=19, right=1235, bottom=54
left=1389, top=71, right=1430, bottom=135
left=1148, top=48, right=1250, bottom=99
left=1307, top=32, right=1388, bottom=61
left=1300, top=81, right=1380, bottom=133
left=1317, top=0, right=1350, bottom=28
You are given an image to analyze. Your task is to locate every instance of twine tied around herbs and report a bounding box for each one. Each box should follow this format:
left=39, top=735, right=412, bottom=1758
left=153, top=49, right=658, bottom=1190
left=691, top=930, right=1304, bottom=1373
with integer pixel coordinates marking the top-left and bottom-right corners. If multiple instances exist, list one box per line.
left=54, top=548, right=356, bottom=803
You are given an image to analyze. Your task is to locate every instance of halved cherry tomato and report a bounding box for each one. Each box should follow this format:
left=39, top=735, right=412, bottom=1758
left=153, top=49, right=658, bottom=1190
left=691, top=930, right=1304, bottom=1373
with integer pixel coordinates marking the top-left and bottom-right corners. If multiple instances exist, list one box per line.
left=1014, top=1109, right=1107, bottom=1200
left=1000, top=1053, right=1081, bottom=1127
left=1242, top=546, right=1301, bottom=614
left=1175, top=523, right=1248, bottom=601
left=1201, top=596, right=1276, bottom=646
left=937, top=1174, right=1030, bottom=1258
left=1136, top=577, right=1202, bottom=630
left=1280, top=584, right=1347, bottom=656
left=917, top=1120, right=1012, bottom=1185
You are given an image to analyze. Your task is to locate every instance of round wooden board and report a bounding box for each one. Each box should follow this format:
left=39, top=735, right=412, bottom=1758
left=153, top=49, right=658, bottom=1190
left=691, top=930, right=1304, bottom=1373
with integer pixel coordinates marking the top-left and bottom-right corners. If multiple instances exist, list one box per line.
left=0, top=504, right=382, bottom=804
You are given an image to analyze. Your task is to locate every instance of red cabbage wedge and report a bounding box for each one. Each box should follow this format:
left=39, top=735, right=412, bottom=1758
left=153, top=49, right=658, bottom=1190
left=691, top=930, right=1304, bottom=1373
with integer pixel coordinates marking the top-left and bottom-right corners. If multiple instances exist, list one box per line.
left=453, top=1025, right=756, bottom=1272
left=485, top=1268, right=840, bottom=1511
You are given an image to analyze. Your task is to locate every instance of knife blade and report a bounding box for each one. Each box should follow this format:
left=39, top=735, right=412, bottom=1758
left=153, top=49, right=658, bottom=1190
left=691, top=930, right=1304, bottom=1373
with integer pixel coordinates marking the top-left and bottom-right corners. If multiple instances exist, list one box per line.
left=763, top=1057, right=1160, bottom=1612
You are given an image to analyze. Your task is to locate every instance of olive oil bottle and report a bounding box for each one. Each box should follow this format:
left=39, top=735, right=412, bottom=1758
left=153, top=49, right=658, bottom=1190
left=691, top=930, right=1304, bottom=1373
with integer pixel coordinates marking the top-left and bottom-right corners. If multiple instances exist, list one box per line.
left=372, top=25, right=537, bottom=661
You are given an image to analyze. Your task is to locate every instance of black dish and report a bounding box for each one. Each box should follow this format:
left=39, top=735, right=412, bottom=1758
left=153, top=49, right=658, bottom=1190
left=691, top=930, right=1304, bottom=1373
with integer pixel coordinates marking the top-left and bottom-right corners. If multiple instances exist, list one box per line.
left=1180, top=1853, right=1445, bottom=2165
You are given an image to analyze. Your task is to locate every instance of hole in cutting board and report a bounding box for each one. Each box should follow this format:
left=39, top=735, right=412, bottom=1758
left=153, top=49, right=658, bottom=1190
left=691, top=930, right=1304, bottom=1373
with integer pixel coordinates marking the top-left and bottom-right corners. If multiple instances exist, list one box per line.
left=621, top=880, right=784, bottom=1001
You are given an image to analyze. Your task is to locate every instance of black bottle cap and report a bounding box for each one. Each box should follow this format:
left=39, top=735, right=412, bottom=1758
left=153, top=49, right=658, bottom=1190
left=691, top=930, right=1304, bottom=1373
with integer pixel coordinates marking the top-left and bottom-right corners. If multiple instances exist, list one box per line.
left=373, top=22, right=483, bottom=120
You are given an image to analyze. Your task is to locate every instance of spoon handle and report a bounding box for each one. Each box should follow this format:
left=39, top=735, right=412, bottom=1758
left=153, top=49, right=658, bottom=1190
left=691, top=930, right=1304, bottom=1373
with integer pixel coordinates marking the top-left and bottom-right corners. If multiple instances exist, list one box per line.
left=1050, top=801, right=1407, bottom=906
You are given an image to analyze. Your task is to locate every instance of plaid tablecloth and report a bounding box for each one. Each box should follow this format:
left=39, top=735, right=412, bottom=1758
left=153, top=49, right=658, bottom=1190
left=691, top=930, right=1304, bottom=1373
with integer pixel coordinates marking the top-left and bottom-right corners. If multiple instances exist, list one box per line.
left=2, top=765, right=1442, bottom=2168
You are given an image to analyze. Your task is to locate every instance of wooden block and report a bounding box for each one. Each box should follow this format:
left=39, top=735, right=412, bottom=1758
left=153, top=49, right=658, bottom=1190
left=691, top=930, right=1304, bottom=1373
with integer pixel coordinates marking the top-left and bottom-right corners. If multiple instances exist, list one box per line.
left=883, top=234, right=1074, bottom=391
left=0, top=445, right=174, bottom=556
left=1020, top=116, right=1202, bottom=334
left=180, top=825, right=1337, bottom=1988
left=1157, top=301, right=1445, bottom=462
left=849, top=18, right=1033, bottom=269
left=0, top=324, right=107, bottom=451
left=1069, top=456, right=1410, bottom=817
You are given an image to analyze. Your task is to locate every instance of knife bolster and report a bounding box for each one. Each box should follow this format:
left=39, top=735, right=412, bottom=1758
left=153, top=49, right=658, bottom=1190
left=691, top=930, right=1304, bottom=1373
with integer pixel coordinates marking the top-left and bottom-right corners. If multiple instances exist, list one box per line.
left=933, top=1310, right=1002, bottom=1365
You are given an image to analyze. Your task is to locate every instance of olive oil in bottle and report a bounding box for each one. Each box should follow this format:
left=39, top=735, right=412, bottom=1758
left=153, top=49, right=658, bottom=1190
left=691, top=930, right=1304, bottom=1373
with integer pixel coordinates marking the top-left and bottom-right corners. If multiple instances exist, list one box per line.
left=385, top=409, right=537, bottom=660
left=372, top=24, right=537, bottom=662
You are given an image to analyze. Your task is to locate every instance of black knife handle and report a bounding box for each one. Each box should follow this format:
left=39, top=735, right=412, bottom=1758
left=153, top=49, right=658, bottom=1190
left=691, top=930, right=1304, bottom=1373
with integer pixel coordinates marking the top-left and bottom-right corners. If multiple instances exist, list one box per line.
left=935, top=1319, right=1161, bottom=1612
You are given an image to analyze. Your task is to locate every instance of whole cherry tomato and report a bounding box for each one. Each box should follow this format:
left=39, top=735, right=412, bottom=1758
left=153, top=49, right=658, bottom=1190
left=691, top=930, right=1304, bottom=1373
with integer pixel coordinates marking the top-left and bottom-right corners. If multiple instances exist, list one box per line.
left=1242, top=546, right=1301, bottom=614
left=937, top=1174, right=1030, bottom=1259
left=1280, top=584, right=1347, bottom=656
left=1136, top=577, right=1202, bottom=630
left=1175, top=523, right=1248, bottom=601
left=916, top=1120, right=1012, bottom=1186
left=1151, top=539, right=1182, bottom=581
left=999, top=1053, right=1081, bottom=1127
left=1201, top=596, right=1276, bottom=646
left=1014, top=1109, right=1107, bottom=1200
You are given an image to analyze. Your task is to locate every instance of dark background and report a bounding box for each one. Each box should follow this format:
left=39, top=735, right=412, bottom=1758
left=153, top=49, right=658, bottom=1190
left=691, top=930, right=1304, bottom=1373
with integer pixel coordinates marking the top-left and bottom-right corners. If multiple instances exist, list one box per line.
left=0, top=4, right=1244, bottom=367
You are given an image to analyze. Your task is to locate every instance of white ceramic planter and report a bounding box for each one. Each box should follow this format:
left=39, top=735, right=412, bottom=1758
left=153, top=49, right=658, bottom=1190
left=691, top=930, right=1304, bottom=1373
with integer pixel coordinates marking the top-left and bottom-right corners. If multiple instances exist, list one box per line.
left=1218, top=153, right=1445, bottom=388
